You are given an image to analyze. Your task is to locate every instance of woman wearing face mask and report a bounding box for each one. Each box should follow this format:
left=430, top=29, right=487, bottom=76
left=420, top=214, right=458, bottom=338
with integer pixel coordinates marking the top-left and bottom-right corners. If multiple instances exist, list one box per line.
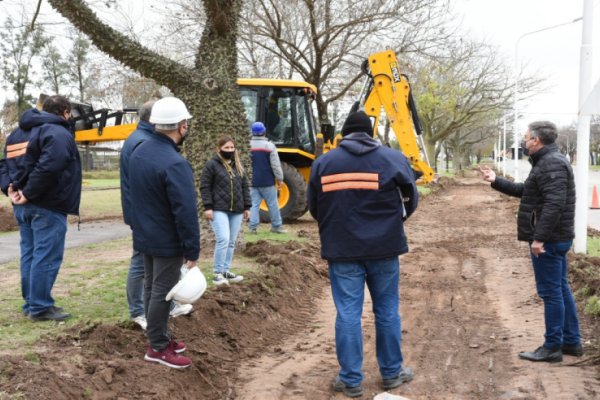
left=200, top=135, right=251, bottom=286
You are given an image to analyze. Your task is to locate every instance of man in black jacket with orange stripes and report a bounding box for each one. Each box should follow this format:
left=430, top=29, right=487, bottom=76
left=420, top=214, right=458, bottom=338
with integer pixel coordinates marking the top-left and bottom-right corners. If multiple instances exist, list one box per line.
left=480, top=120, right=582, bottom=363
left=0, top=95, right=80, bottom=321
left=308, top=110, right=418, bottom=397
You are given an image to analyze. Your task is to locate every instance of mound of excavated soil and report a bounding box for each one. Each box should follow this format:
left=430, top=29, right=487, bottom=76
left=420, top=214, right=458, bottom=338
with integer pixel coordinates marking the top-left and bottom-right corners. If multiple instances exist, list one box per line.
left=0, top=240, right=328, bottom=400
left=0, top=206, right=17, bottom=232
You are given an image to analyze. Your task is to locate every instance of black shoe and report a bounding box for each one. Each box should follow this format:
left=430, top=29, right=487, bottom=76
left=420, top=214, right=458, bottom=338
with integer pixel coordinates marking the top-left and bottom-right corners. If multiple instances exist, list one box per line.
left=383, top=366, right=414, bottom=390
left=562, top=344, right=583, bottom=357
left=30, top=307, right=71, bottom=322
left=332, top=376, right=363, bottom=398
left=518, top=346, right=562, bottom=362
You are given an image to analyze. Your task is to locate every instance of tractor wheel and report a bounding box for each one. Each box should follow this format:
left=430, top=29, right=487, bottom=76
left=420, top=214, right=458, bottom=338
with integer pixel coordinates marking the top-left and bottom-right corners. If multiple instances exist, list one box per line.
left=259, top=162, right=308, bottom=223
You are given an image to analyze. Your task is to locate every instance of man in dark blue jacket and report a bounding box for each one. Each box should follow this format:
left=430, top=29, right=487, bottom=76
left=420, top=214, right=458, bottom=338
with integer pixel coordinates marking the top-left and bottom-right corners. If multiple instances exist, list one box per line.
left=129, top=97, right=199, bottom=369
left=120, top=101, right=193, bottom=332
left=308, top=111, right=418, bottom=397
left=0, top=95, right=81, bottom=321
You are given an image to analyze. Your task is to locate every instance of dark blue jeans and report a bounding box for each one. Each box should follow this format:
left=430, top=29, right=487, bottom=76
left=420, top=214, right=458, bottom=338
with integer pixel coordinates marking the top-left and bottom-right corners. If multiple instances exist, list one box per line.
left=13, top=204, right=67, bottom=316
left=143, top=254, right=182, bottom=351
left=329, top=257, right=403, bottom=387
left=530, top=240, right=581, bottom=350
left=126, top=249, right=145, bottom=318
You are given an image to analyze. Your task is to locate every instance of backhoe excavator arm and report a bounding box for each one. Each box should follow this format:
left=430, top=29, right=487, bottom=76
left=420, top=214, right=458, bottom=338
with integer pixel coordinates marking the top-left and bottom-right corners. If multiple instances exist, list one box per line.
left=358, top=50, right=435, bottom=184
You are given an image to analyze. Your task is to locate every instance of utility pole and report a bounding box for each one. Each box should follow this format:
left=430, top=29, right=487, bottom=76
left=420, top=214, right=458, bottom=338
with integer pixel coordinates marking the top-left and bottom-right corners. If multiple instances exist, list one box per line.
left=574, top=0, right=595, bottom=254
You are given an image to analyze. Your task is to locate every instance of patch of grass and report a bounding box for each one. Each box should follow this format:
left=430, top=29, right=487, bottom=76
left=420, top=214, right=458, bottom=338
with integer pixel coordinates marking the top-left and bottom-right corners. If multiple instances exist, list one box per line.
left=584, top=296, right=600, bottom=317
left=0, top=391, right=26, bottom=400
left=0, top=238, right=132, bottom=351
left=587, top=236, right=600, bottom=257
left=82, top=179, right=120, bottom=189
left=82, top=170, right=120, bottom=180
left=243, top=228, right=305, bottom=243
left=418, top=186, right=431, bottom=196
left=76, top=188, right=122, bottom=221
left=23, top=352, right=40, bottom=364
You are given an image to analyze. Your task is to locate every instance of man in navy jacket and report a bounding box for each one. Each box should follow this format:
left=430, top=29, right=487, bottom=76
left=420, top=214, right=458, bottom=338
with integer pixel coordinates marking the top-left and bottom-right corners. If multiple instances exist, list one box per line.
left=308, top=110, right=418, bottom=397
left=129, top=97, right=199, bottom=369
left=0, top=95, right=81, bottom=321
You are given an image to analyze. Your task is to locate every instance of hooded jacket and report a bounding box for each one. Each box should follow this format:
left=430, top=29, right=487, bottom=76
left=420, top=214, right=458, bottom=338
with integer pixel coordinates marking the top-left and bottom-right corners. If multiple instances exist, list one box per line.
left=308, top=132, right=418, bottom=262
left=200, top=154, right=251, bottom=213
left=491, top=143, right=575, bottom=243
left=1, top=108, right=81, bottom=215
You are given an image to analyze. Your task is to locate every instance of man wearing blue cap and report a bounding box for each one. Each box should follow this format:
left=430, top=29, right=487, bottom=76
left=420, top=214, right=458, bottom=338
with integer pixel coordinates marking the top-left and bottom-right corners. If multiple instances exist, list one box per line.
left=248, top=121, right=285, bottom=233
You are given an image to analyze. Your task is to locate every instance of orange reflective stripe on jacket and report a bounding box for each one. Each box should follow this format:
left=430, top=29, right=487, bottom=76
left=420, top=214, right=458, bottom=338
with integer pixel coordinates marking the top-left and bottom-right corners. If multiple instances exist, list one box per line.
left=321, top=172, right=379, bottom=192
left=6, top=141, right=28, bottom=159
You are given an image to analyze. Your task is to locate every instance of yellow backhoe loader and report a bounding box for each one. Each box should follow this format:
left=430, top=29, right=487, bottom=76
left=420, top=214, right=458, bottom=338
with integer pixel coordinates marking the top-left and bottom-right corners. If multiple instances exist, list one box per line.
left=69, top=50, right=434, bottom=222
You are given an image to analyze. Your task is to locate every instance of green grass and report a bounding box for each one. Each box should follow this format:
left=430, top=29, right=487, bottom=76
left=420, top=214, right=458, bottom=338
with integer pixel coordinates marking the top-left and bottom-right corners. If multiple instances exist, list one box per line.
left=0, top=183, right=122, bottom=221
left=243, top=227, right=306, bottom=243
left=0, top=231, right=269, bottom=352
left=587, top=236, right=600, bottom=257
left=76, top=189, right=122, bottom=220
left=82, top=179, right=120, bottom=189
left=82, top=170, right=120, bottom=180
left=418, top=186, right=431, bottom=196
left=584, top=295, right=600, bottom=317
left=0, top=238, right=132, bottom=350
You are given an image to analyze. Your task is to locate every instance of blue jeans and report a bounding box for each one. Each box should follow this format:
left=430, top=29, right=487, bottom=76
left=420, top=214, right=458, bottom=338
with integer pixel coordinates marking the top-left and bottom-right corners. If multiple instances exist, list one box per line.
left=13, top=204, right=67, bottom=316
left=530, top=240, right=581, bottom=349
left=127, top=249, right=145, bottom=318
left=329, top=257, right=403, bottom=387
left=249, top=186, right=282, bottom=230
left=210, top=211, right=244, bottom=274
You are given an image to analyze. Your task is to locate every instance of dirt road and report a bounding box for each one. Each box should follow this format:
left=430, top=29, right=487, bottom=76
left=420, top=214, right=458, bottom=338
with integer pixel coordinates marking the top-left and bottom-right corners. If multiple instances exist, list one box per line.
left=233, top=174, right=599, bottom=399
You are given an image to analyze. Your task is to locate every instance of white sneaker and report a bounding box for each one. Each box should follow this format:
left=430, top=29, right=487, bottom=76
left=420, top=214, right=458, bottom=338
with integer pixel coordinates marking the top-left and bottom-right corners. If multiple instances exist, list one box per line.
left=170, top=302, right=193, bottom=318
left=131, top=315, right=147, bottom=330
left=212, top=273, right=229, bottom=286
left=222, top=271, right=243, bottom=283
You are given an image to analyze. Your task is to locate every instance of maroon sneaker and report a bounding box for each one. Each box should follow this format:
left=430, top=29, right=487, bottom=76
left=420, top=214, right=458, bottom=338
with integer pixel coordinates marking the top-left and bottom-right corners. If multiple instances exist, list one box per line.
left=144, top=346, right=191, bottom=369
left=169, top=338, right=186, bottom=354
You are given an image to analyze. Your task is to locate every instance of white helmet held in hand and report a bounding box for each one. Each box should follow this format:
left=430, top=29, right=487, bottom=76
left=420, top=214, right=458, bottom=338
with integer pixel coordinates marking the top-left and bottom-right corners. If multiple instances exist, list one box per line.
left=166, top=266, right=207, bottom=304
left=149, top=97, right=192, bottom=124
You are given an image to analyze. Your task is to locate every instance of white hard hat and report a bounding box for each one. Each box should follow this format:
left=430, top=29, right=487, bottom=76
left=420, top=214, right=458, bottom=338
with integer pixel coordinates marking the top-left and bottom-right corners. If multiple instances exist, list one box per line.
left=166, top=266, right=207, bottom=304
left=149, top=97, right=192, bottom=124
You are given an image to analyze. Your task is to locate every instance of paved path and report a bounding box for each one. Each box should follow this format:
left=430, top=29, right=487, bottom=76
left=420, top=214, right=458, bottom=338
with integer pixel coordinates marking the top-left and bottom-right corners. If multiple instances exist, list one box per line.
left=0, top=219, right=131, bottom=264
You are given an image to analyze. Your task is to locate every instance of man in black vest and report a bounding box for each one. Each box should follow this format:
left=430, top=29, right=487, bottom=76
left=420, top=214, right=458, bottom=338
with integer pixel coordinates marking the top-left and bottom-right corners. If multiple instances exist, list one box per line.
left=480, top=120, right=582, bottom=362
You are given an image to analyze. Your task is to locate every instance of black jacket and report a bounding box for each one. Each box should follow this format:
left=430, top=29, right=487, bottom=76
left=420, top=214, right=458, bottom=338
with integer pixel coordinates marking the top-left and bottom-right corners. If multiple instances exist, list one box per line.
left=491, top=143, right=575, bottom=243
left=200, top=155, right=251, bottom=213
left=1, top=108, right=81, bottom=215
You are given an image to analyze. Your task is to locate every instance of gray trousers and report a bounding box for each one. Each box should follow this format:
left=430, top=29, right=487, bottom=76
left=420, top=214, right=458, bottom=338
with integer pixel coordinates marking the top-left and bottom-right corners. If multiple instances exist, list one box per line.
left=143, top=254, right=182, bottom=351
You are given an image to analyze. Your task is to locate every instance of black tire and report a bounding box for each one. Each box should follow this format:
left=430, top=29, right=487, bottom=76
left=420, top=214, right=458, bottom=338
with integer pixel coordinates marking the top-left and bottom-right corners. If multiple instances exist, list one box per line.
left=259, top=162, right=308, bottom=223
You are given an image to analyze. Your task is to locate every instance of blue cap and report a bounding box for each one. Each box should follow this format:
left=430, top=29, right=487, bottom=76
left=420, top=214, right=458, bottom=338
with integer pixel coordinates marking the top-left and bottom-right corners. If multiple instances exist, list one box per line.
left=251, top=121, right=266, bottom=135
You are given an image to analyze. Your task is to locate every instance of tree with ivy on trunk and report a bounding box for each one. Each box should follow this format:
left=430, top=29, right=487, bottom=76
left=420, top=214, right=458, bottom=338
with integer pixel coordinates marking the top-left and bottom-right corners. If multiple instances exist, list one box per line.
left=47, top=0, right=250, bottom=184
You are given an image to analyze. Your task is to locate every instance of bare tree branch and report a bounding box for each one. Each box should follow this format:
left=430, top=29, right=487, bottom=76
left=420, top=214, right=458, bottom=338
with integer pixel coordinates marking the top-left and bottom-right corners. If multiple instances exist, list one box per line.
left=47, top=0, right=193, bottom=90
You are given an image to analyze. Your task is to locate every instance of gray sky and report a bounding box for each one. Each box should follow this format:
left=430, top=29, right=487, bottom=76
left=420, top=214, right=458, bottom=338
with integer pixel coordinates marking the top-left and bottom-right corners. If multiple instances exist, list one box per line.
left=455, top=0, right=600, bottom=128
left=1, top=0, right=598, bottom=130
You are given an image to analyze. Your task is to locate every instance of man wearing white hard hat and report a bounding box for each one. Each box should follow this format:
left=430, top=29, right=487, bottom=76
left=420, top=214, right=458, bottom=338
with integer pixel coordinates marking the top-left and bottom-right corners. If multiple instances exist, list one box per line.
left=129, top=96, right=200, bottom=369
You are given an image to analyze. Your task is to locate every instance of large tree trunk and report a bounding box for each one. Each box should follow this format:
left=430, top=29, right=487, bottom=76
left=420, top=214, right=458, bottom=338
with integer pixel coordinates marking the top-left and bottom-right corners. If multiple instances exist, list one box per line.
left=183, top=0, right=249, bottom=187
